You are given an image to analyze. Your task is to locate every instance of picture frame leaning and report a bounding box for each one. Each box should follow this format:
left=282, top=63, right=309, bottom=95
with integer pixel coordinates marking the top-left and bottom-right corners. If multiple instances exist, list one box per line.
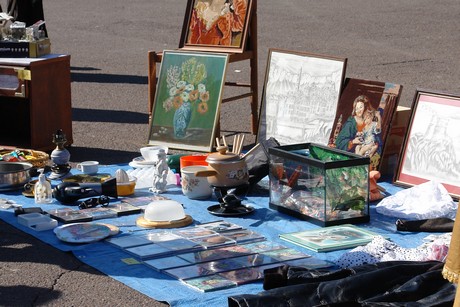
left=257, top=48, right=347, bottom=145
left=328, top=78, right=402, bottom=171
left=394, top=89, right=460, bottom=199
left=179, top=0, right=253, bottom=53
left=148, top=50, right=229, bottom=152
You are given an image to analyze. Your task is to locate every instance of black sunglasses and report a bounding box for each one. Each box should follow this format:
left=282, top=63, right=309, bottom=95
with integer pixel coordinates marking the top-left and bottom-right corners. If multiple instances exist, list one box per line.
left=78, top=195, right=110, bottom=209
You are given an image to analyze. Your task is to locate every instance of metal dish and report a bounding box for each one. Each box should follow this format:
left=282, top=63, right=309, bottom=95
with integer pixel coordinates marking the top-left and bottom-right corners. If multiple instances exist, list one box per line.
left=0, top=161, right=33, bottom=191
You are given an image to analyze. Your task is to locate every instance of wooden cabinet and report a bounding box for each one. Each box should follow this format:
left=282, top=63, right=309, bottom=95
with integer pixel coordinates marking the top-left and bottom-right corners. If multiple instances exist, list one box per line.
left=0, top=54, right=73, bottom=151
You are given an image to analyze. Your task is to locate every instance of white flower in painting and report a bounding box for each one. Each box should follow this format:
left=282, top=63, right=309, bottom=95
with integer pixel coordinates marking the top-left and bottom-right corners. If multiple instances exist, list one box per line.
left=176, top=80, right=187, bottom=89
left=180, top=91, right=190, bottom=102
left=198, top=83, right=206, bottom=93
left=163, top=97, right=174, bottom=112
left=185, top=83, right=194, bottom=91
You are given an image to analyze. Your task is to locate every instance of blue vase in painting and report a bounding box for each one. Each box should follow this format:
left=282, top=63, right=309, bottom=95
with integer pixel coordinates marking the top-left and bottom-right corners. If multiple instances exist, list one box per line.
left=173, top=101, right=192, bottom=139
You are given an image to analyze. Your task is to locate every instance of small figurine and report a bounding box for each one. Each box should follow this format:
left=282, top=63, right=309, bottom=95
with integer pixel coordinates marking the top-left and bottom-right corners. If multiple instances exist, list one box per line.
left=150, top=149, right=168, bottom=193
left=34, top=169, right=52, bottom=204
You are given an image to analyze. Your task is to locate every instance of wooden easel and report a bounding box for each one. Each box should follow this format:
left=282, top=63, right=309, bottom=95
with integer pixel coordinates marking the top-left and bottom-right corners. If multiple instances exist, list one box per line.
left=147, top=0, right=259, bottom=135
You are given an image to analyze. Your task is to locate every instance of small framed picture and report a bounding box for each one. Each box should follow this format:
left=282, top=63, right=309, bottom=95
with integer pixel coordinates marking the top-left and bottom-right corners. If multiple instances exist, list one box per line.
left=394, top=89, right=460, bottom=198
left=258, top=48, right=347, bottom=145
left=179, top=0, right=253, bottom=53
left=148, top=50, right=229, bottom=152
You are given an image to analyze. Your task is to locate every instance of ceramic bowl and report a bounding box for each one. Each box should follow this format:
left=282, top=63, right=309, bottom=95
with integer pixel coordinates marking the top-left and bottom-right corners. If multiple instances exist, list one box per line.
left=140, top=146, right=169, bottom=162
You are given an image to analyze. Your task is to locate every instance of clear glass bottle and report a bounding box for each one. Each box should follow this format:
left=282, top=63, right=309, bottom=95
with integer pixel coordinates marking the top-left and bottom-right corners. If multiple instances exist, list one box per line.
left=34, top=169, right=53, bottom=204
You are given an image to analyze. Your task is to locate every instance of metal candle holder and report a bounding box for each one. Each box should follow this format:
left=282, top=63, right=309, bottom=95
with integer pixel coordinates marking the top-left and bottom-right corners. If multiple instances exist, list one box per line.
left=49, top=129, right=71, bottom=179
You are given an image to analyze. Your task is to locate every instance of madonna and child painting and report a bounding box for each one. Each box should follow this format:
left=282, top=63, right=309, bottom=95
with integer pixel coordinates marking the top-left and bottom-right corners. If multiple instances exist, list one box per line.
left=328, top=78, right=402, bottom=171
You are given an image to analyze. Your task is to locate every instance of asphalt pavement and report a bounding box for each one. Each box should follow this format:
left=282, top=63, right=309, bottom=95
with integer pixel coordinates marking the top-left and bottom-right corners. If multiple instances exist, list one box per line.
left=1, top=0, right=460, bottom=305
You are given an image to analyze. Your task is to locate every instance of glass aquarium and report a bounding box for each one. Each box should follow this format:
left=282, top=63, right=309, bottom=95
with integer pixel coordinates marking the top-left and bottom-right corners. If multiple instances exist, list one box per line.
left=268, top=143, right=370, bottom=226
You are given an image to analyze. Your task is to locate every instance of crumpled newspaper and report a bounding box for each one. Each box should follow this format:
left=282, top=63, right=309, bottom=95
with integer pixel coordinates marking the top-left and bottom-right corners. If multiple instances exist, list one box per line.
left=375, top=181, right=458, bottom=220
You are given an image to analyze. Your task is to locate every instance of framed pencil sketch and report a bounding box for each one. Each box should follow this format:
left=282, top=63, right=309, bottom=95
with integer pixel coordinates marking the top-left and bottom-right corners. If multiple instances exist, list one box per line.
left=179, top=0, right=253, bottom=53
left=395, top=89, right=460, bottom=198
left=258, top=49, right=347, bottom=145
left=148, top=50, right=229, bottom=152
left=328, top=78, right=402, bottom=171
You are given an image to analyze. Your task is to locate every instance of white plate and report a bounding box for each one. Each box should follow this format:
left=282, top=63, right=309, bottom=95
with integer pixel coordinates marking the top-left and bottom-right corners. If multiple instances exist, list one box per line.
left=54, top=223, right=111, bottom=243
left=129, top=157, right=157, bottom=169
left=132, top=156, right=155, bottom=163
left=129, top=161, right=155, bottom=169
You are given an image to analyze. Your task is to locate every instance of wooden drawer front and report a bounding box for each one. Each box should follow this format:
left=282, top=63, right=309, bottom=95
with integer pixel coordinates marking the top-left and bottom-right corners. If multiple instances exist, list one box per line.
left=0, top=66, right=29, bottom=98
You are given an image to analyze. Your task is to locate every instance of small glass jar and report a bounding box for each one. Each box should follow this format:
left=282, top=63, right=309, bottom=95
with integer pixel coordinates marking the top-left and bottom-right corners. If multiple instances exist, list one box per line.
left=10, top=22, right=26, bottom=40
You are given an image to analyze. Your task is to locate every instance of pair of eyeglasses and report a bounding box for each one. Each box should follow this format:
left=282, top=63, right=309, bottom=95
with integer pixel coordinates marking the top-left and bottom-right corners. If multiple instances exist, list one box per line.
left=78, top=195, right=110, bottom=209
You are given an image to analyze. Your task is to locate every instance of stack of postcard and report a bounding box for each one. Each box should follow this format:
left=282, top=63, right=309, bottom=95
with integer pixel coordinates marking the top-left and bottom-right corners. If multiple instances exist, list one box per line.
left=106, top=221, right=244, bottom=260
left=46, top=202, right=141, bottom=223
left=180, top=275, right=238, bottom=292
left=109, top=231, right=205, bottom=260
left=180, top=255, right=337, bottom=292
left=141, top=224, right=315, bottom=291
left=106, top=233, right=156, bottom=249
left=279, top=224, right=384, bottom=252
left=106, top=221, right=337, bottom=292
left=194, top=220, right=243, bottom=232
left=46, top=208, right=92, bottom=223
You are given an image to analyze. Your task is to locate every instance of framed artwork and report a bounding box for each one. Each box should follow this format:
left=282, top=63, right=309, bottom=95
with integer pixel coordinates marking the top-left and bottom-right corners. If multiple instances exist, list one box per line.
left=148, top=50, right=229, bottom=152
left=179, top=0, right=253, bottom=53
left=328, top=78, right=402, bottom=171
left=280, top=224, right=382, bottom=252
left=395, top=89, right=460, bottom=198
left=258, top=49, right=347, bottom=145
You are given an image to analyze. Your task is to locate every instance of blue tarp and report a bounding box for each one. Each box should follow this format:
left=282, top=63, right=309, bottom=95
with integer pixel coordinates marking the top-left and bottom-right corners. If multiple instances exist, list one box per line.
left=0, top=164, right=432, bottom=306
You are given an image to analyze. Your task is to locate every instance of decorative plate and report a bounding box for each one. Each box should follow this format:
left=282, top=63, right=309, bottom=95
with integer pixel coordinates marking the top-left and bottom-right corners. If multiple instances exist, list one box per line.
left=54, top=223, right=111, bottom=243
left=98, top=223, right=120, bottom=236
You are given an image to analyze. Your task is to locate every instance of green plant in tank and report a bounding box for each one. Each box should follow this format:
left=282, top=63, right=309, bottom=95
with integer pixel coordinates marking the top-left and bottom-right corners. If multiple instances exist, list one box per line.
left=309, top=145, right=350, bottom=162
left=325, top=165, right=368, bottom=212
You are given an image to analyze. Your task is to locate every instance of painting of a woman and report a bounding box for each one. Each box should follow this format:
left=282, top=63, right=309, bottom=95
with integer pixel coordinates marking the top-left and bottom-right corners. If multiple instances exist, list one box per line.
left=335, top=95, right=373, bottom=153
left=329, top=78, right=401, bottom=171
left=186, top=0, right=249, bottom=47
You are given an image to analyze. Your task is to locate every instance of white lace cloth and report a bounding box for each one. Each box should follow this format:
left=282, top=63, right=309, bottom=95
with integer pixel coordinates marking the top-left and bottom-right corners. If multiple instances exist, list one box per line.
left=336, top=234, right=451, bottom=268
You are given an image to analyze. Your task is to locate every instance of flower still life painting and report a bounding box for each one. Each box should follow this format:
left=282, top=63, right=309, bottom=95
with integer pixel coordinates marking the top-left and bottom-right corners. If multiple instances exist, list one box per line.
left=258, top=49, right=347, bottom=145
left=180, top=0, right=253, bottom=53
left=328, top=78, right=402, bottom=171
left=148, top=50, right=229, bottom=152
